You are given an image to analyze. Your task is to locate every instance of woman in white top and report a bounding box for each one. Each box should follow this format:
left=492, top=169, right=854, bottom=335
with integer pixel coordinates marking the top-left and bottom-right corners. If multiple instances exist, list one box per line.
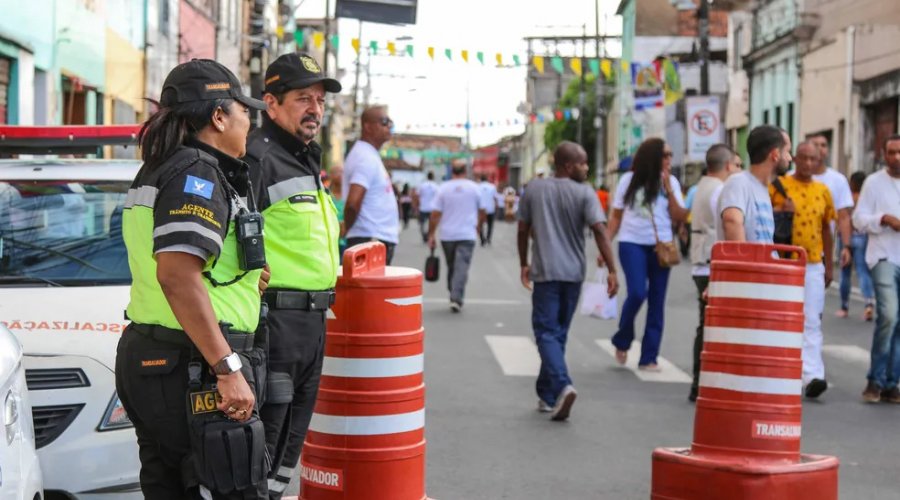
left=607, top=138, right=689, bottom=370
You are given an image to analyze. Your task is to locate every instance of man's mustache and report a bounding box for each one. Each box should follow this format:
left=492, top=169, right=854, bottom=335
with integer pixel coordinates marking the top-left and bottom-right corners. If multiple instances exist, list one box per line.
left=302, top=115, right=321, bottom=126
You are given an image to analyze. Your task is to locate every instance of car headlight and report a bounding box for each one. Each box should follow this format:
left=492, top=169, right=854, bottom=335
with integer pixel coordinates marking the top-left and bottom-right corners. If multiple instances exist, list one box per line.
left=98, top=391, right=132, bottom=431
left=4, top=388, right=20, bottom=445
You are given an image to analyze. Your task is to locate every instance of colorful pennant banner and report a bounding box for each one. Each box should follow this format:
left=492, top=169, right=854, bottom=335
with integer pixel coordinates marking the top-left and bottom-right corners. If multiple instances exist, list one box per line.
left=398, top=107, right=583, bottom=132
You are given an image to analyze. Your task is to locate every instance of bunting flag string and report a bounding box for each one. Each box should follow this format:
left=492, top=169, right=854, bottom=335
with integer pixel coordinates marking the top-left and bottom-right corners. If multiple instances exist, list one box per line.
left=398, top=107, right=583, bottom=132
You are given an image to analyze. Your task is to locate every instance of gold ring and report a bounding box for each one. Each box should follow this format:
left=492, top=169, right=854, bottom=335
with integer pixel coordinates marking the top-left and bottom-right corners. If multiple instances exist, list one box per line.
left=227, top=406, right=237, bottom=414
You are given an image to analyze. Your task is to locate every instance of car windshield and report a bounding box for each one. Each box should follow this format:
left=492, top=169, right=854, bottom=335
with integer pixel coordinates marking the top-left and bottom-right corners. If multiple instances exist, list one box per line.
left=0, top=180, right=131, bottom=285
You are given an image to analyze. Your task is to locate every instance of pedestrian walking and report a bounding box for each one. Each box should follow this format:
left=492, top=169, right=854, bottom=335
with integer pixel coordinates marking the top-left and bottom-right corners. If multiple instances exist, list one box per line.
left=852, top=134, right=900, bottom=404
left=329, top=165, right=348, bottom=257
left=718, top=125, right=790, bottom=243
left=518, top=141, right=618, bottom=421
left=343, top=106, right=400, bottom=263
left=242, top=52, right=343, bottom=498
left=427, top=160, right=486, bottom=312
left=769, top=141, right=836, bottom=399
left=416, top=171, right=439, bottom=243
left=116, top=59, right=269, bottom=499
left=837, top=171, right=875, bottom=321
left=607, top=138, right=689, bottom=370
left=478, top=174, right=497, bottom=246
left=688, top=144, right=742, bottom=402
left=399, top=183, right=413, bottom=229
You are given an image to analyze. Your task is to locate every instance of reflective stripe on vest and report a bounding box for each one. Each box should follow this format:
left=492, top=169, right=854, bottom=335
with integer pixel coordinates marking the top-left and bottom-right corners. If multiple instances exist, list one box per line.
left=263, top=176, right=340, bottom=290
left=123, top=204, right=262, bottom=333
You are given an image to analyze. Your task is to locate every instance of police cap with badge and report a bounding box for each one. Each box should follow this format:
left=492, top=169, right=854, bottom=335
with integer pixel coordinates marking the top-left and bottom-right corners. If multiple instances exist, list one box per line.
left=263, top=52, right=343, bottom=94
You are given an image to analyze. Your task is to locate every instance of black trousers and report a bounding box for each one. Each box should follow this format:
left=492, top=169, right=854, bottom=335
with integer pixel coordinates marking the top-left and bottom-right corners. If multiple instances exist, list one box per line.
left=691, top=275, right=710, bottom=392
left=259, top=307, right=326, bottom=499
left=480, top=212, right=496, bottom=245
left=346, top=237, right=396, bottom=264
left=115, top=325, right=267, bottom=500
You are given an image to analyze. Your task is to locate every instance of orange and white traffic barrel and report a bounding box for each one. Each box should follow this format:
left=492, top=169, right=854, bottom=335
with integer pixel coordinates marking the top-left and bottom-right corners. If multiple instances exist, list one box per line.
left=651, top=242, right=838, bottom=500
left=300, top=242, right=427, bottom=500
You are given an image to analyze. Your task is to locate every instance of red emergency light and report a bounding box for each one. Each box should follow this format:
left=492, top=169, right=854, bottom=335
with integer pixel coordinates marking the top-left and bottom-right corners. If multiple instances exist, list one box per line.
left=0, top=125, right=141, bottom=155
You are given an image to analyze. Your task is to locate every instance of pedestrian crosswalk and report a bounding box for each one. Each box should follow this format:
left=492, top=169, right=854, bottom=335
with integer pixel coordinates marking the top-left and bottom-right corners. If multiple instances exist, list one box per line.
left=484, top=334, right=874, bottom=385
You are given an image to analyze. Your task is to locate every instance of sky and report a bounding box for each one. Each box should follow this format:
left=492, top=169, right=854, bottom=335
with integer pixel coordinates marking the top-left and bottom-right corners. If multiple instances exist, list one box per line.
left=293, top=0, right=623, bottom=148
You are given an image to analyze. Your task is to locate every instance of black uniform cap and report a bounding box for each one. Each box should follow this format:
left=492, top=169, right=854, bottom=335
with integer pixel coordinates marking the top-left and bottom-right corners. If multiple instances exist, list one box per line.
left=160, top=59, right=266, bottom=110
left=264, top=53, right=342, bottom=94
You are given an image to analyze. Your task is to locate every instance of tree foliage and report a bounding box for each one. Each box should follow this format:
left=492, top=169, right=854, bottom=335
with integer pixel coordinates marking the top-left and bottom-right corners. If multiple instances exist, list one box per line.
left=544, top=73, right=599, bottom=180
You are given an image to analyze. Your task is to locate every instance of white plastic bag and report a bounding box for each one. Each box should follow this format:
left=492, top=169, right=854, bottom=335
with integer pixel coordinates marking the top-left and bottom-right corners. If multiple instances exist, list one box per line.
left=579, top=267, right=618, bottom=320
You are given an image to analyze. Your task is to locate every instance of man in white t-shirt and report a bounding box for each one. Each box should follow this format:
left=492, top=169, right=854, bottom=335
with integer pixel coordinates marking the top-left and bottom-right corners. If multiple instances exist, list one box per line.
left=343, top=106, right=400, bottom=263
left=809, top=133, right=854, bottom=313
left=427, top=161, right=486, bottom=312
left=478, top=175, right=498, bottom=246
left=415, top=171, right=439, bottom=243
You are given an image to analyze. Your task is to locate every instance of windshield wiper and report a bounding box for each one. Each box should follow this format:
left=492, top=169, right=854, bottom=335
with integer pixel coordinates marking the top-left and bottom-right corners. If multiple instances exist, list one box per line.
left=0, top=236, right=110, bottom=274
left=0, top=275, right=63, bottom=287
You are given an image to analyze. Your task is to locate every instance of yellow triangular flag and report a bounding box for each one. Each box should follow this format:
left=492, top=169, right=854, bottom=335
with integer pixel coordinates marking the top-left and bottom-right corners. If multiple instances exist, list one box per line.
left=276, top=26, right=285, bottom=39
left=496, top=53, right=503, bottom=66
left=387, top=41, right=396, bottom=56
left=461, top=50, right=469, bottom=63
left=312, top=32, right=324, bottom=49
left=621, top=60, right=630, bottom=73
left=570, top=58, right=582, bottom=76
left=351, top=38, right=361, bottom=54
left=427, top=46, right=435, bottom=60
left=533, top=56, right=545, bottom=74
left=601, top=59, right=612, bottom=79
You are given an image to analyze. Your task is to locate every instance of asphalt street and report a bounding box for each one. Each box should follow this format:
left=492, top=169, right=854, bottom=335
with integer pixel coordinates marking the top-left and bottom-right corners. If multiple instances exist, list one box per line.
left=288, top=220, right=896, bottom=500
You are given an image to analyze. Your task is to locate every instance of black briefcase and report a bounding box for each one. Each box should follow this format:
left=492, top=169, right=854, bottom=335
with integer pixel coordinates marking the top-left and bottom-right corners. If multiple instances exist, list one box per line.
left=424, top=248, right=440, bottom=282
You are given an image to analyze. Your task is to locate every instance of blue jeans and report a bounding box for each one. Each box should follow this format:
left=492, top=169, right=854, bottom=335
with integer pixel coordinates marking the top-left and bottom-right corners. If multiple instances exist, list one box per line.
left=840, top=234, right=875, bottom=309
left=532, top=281, right=582, bottom=406
left=868, top=261, right=900, bottom=389
left=611, top=241, right=672, bottom=366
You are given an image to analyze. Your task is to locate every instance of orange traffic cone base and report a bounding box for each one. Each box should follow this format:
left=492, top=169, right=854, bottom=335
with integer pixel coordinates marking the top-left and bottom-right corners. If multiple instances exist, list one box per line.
left=651, top=448, right=839, bottom=500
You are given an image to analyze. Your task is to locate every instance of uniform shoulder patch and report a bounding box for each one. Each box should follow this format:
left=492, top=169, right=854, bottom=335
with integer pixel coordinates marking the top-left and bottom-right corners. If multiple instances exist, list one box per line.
left=184, top=175, right=215, bottom=200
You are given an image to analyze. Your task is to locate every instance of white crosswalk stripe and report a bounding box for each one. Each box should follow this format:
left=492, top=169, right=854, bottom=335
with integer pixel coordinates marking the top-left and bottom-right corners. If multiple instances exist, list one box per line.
left=485, top=335, right=541, bottom=376
left=595, top=340, right=692, bottom=383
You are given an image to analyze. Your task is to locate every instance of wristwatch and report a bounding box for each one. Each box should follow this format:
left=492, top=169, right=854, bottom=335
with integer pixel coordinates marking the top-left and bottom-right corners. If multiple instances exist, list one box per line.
left=213, top=352, right=243, bottom=375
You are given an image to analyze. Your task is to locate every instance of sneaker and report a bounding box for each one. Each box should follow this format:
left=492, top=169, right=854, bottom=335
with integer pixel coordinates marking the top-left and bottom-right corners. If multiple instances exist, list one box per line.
left=550, top=385, right=577, bottom=421
left=835, top=309, right=849, bottom=318
left=864, top=305, right=874, bottom=322
left=688, top=386, right=698, bottom=403
left=638, top=363, right=661, bottom=372
left=862, top=381, right=882, bottom=403
left=537, top=400, right=553, bottom=413
left=804, top=379, right=828, bottom=399
left=449, top=301, right=462, bottom=313
left=614, top=349, right=627, bottom=366
left=881, top=386, right=900, bottom=404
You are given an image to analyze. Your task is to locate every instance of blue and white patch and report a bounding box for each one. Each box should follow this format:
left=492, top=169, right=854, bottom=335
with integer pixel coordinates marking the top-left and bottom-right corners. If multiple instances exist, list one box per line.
left=184, top=175, right=215, bottom=200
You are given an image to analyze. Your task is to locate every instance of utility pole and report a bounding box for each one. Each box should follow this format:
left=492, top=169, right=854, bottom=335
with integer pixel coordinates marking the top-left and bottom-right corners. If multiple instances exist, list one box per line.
left=321, top=0, right=332, bottom=167
left=351, top=21, right=363, bottom=138
left=577, top=24, right=586, bottom=145
left=698, top=0, right=710, bottom=96
left=594, top=0, right=605, bottom=186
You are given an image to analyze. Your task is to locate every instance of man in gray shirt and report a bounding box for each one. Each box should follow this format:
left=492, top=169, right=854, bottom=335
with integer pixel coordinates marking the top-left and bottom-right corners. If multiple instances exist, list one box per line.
left=518, top=141, right=618, bottom=421
left=718, top=125, right=791, bottom=243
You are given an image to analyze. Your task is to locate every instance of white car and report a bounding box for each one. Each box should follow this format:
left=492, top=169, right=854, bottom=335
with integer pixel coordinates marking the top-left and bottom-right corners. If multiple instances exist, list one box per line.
left=0, top=129, right=143, bottom=499
left=0, top=323, right=43, bottom=500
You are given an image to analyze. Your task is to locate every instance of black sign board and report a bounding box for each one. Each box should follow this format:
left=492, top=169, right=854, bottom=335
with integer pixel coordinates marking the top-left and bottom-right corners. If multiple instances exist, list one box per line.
left=335, top=0, right=417, bottom=25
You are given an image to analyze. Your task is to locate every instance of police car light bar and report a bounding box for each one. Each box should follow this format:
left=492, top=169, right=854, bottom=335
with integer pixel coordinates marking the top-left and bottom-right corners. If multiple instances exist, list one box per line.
left=0, top=125, right=141, bottom=155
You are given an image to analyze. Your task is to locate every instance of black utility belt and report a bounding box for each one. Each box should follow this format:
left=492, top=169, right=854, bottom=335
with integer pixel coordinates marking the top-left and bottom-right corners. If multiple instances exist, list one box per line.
left=131, top=323, right=256, bottom=353
left=263, top=289, right=335, bottom=311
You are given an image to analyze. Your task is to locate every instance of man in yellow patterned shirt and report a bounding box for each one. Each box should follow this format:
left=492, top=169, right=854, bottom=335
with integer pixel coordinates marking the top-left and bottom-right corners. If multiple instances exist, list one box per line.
left=770, top=141, right=836, bottom=399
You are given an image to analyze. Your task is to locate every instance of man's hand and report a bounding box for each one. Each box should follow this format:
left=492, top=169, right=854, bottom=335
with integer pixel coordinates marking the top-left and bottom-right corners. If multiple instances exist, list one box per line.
left=779, top=198, right=796, bottom=212
left=882, top=215, right=900, bottom=231
left=840, top=247, right=852, bottom=268
left=427, top=235, right=436, bottom=250
left=216, top=370, right=255, bottom=422
left=520, top=265, right=532, bottom=291
left=606, top=272, right=619, bottom=298
left=824, top=265, right=834, bottom=289
left=258, top=265, right=271, bottom=297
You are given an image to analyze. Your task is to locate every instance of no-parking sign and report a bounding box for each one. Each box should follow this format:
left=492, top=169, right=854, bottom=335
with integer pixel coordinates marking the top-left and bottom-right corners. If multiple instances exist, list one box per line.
left=686, top=96, right=722, bottom=162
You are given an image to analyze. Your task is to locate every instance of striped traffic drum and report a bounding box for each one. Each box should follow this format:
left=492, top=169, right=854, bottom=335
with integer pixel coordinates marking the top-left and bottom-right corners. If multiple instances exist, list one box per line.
left=301, top=242, right=426, bottom=500
left=694, top=242, right=807, bottom=461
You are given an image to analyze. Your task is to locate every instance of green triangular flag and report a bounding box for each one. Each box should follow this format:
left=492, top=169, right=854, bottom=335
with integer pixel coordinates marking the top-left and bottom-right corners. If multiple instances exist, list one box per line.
left=512, top=54, right=521, bottom=66
left=405, top=44, right=413, bottom=57
left=294, top=29, right=305, bottom=46
left=476, top=51, right=484, bottom=64
left=369, top=40, right=378, bottom=54
left=330, top=34, right=339, bottom=50
left=551, top=56, right=564, bottom=74
left=589, top=58, right=600, bottom=76
left=445, top=48, right=452, bottom=60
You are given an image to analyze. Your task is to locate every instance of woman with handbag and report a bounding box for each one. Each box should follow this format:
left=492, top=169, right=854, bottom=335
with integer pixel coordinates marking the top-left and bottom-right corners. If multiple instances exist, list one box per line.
left=607, top=138, right=689, bottom=370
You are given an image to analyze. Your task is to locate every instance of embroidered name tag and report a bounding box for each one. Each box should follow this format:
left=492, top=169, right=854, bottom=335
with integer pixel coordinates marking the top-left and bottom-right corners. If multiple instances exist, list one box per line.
left=289, top=194, right=317, bottom=204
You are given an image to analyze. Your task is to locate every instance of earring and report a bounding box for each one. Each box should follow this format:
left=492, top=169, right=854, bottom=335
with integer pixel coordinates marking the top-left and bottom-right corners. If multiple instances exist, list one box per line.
left=218, top=125, right=225, bottom=132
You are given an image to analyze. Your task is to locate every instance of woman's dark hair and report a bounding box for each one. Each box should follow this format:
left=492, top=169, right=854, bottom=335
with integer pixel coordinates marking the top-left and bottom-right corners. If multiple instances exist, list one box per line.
left=401, top=183, right=410, bottom=195
left=624, top=138, right=666, bottom=208
left=849, top=171, right=867, bottom=193
left=139, top=89, right=235, bottom=168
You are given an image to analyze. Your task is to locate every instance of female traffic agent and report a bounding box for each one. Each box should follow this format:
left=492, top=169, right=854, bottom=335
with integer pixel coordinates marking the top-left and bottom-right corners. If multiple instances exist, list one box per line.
left=607, top=138, right=689, bottom=370
left=115, top=59, right=271, bottom=499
